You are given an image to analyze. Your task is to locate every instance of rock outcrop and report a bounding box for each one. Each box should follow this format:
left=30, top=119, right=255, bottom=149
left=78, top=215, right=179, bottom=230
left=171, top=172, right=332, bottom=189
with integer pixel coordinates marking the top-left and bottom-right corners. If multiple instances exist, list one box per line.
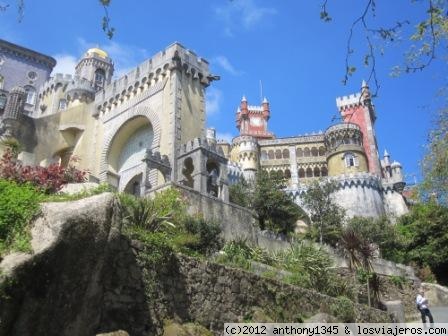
left=0, top=193, right=122, bottom=336
left=0, top=193, right=392, bottom=336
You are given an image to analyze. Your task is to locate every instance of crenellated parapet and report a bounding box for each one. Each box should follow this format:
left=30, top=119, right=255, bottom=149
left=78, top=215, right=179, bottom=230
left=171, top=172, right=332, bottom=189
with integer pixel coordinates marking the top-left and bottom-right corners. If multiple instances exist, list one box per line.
left=178, top=137, right=225, bottom=158
left=142, top=149, right=171, bottom=182
left=38, top=74, right=97, bottom=105
left=66, top=76, right=96, bottom=103
left=335, top=93, right=363, bottom=111
left=94, top=42, right=216, bottom=116
left=324, top=122, right=364, bottom=154
left=177, top=136, right=229, bottom=201
left=39, top=73, right=73, bottom=99
left=232, top=135, right=259, bottom=152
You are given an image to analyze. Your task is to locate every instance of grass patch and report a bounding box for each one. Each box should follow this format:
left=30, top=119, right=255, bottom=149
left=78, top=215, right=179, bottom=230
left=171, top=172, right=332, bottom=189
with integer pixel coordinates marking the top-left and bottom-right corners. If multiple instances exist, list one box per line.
left=0, top=180, right=41, bottom=256
left=216, top=239, right=355, bottom=300
left=42, top=183, right=113, bottom=202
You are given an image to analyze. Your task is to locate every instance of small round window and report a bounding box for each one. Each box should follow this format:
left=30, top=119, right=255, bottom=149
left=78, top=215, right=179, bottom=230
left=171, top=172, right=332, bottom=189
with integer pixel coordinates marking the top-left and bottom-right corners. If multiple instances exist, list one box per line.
left=27, top=71, right=38, bottom=80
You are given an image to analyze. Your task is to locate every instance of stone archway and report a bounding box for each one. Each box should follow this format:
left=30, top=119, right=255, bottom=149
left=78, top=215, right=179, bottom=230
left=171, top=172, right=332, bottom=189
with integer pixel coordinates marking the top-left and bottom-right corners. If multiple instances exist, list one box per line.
left=100, top=105, right=162, bottom=188
left=123, top=173, right=143, bottom=197
left=103, top=116, right=153, bottom=191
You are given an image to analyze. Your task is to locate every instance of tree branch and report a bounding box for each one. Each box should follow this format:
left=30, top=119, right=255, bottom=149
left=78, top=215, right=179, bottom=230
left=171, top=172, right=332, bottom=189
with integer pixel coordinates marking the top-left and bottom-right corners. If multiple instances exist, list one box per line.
left=405, top=0, right=437, bottom=73
left=100, top=0, right=115, bottom=39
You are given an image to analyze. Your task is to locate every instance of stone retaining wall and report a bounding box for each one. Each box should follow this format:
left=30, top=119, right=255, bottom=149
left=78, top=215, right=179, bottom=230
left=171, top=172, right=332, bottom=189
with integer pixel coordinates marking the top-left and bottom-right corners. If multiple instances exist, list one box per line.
left=0, top=193, right=396, bottom=336
left=101, top=236, right=392, bottom=335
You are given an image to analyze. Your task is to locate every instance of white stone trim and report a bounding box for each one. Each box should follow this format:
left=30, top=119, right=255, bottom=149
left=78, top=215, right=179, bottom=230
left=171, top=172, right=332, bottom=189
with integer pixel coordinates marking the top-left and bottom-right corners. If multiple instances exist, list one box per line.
left=99, top=105, right=161, bottom=182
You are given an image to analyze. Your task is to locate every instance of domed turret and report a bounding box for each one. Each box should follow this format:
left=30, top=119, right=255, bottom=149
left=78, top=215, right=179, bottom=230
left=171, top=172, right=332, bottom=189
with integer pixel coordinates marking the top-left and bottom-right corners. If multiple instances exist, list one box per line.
left=86, top=48, right=109, bottom=59
left=75, top=47, right=114, bottom=91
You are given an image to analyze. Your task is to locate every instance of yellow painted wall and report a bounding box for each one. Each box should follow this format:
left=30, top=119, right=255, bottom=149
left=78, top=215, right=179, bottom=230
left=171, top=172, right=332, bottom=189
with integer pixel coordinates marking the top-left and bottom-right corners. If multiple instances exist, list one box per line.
left=327, top=150, right=368, bottom=176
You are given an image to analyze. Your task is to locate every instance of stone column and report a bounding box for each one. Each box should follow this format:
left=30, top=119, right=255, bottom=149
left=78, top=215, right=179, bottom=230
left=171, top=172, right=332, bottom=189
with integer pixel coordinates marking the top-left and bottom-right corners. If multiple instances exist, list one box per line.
left=289, top=145, right=299, bottom=188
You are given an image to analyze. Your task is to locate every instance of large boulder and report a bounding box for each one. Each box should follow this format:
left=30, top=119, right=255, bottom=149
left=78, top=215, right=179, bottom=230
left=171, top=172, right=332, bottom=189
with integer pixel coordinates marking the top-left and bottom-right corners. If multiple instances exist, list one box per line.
left=0, top=193, right=121, bottom=336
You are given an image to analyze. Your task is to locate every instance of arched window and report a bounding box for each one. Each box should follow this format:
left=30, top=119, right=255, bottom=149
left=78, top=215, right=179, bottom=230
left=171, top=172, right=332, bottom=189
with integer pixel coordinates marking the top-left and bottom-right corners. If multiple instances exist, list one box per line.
left=298, top=168, right=305, bottom=178
left=24, top=85, right=36, bottom=105
left=311, top=147, right=318, bottom=157
left=268, top=150, right=274, bottom=160
left=261, top=150, right=268, bottom=160
left=296, top=148, right=303, bottom=157
left=0, top=94, right=7, bottom=112
left=284, top=169, right=291, bottom=179
left=282, top=148, right=290, bottom=159
left=94, top=68, right=106, bottom=91
left=0, top=75, right=4, bottom=90
left=321, top=167, right=328, bottom=176
left=306, top=167, right=313, bottom=177
left=304, top=147, right=310, bottom=157
left=275, top=149, right=282, bottom=159
left=318, top=146, right=326, bottom=156
left=344, top=152, right=358, bottom=167
left=313, top=167, right=320, bottom=177
left=58, top=99, right=67, bottom=110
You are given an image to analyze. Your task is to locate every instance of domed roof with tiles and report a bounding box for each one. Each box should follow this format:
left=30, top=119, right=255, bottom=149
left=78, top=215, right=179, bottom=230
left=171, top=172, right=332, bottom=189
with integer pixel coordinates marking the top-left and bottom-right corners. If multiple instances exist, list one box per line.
left=86, top=48, right=108, bottom=59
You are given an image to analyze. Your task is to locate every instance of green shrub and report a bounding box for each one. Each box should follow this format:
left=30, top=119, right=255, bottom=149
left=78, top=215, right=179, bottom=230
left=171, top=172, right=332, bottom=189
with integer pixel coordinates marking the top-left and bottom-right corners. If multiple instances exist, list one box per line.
left=330, top=296, right=355, bottom=322
left=0, top=180, right=42, bottom=255
left=129, top=230, right=174, bottom=265
left=217, top=239, right=254, bottom=269
left=152, top=188, right=187, bottom=222
left=182, top=216, right=223, bottom=255
left=283, top=271, right=311, bottom=288
left=120, top=189, right=223, bottom=257
left=389, top=275, right=407, bottom=288
left=119, top=193, right=175, bottom=232
left=273, top=242, right=333, bottom=291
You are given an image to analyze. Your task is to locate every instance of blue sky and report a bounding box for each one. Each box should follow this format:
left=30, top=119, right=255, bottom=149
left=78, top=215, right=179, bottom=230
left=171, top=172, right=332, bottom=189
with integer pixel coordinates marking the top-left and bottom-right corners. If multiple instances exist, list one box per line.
left=1, top=0, right=446, bottom=183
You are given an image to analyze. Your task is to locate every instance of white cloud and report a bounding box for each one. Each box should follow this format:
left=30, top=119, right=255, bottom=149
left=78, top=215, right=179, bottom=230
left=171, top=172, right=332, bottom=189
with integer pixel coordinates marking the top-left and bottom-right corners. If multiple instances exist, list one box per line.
left=52, top=54, right=77, bottom=75
left=206, top=87, right=223, bottom=115
left=213, top=56, right=241, bottom=76
left=50, top=38, right=150, bottom=79
left=77, top=38, right=150, bottom=78
left=214, top=0, right=277, bottom=36
left=216, top=132, right=234, bottom=143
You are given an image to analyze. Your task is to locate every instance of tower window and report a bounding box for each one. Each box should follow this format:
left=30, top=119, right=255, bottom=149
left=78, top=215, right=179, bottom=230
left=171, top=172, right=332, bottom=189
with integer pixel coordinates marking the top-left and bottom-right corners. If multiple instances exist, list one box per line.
left=58, top=99, right=67, bottom=110
left=0, top=75, right=4, bottom=90
left=344, top=152, right=358, bottom=167
left=0, top=94, right=6, bottom=113
left=24, top=85, right=36, bottom=105
left=94, top=69, right=106, bottom=91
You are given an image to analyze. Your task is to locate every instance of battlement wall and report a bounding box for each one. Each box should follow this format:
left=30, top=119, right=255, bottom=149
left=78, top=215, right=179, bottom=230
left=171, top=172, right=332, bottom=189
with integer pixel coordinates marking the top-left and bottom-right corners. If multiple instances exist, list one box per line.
left=95, top=42, right=210, bottom=109
left=177, top=137, right=225, bottom=157
left=39, top=73, right=73, bottom=97
left=259, top=133, right=324, bottom=146
left=232, top=135, right=258, bottom=152
left=336, top=92, right=362, bottom=110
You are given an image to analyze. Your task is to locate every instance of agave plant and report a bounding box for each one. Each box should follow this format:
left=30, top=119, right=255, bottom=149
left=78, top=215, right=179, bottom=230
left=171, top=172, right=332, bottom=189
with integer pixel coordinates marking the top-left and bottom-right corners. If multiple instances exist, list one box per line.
left=120, top=195, right=175, bottom=232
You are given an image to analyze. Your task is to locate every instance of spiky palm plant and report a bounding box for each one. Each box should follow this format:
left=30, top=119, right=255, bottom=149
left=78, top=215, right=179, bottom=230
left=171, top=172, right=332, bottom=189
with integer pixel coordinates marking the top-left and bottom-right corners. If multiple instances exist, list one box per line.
left=120, top=196, right=175, bottom=232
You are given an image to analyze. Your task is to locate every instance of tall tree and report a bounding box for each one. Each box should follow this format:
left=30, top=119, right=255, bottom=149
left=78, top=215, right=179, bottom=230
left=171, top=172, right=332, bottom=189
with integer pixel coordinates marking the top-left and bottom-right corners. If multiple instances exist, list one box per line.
left=302, top=179, right=345, bottom=246
left=396, top=202, right=448, bottom=284
left=420, top=107, right=448, bottom=205
left=229, top=171, right=308, bottom=235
